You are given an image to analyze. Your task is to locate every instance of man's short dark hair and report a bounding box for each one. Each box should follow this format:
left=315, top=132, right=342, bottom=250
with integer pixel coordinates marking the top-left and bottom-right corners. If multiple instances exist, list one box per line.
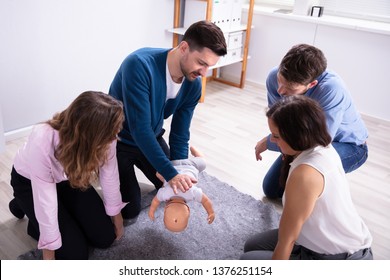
left=182, top=20, right=227, bottom=56
left=279, top=44, right=327, bottom=85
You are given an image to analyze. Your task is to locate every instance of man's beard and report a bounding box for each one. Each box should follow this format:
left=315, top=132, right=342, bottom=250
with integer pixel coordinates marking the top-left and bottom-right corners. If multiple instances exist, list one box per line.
left=185, top=71, right=201, bottom=81
left=180, top=62, right=200, bottom=81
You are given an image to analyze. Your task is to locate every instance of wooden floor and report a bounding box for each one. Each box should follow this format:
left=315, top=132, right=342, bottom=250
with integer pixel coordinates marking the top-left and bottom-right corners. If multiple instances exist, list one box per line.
left=0, top=81, right=389, bottom=260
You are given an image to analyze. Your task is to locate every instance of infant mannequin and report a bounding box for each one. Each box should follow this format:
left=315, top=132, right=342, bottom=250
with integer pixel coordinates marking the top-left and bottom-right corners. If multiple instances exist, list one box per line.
left=148, top=147, right=215, bottom=232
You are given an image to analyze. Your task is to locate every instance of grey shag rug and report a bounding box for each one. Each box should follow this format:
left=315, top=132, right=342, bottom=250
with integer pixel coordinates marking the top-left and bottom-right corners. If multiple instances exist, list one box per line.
left=18, top=172, right=280, bottom=260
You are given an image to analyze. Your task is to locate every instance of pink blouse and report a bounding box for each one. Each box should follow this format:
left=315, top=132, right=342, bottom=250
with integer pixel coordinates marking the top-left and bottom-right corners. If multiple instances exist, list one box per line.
left=13, top=124, right=126, bottom=250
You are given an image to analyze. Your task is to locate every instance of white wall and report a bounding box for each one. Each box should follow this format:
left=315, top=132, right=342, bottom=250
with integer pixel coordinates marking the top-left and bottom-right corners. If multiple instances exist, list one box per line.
left=0, top=0, right=174, bottom=133
left=222, top=10, right=390, bottom=121
left=314, top=25, right=389, bottom=121
left=0, top=105, right=4, bottom=153
left=2, top=1, right=389, bottom=136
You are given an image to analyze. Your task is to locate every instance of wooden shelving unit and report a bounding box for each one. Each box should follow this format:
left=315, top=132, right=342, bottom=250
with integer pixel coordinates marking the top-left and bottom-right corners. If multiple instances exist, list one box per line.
left=170, top=0, right=254, bottom=102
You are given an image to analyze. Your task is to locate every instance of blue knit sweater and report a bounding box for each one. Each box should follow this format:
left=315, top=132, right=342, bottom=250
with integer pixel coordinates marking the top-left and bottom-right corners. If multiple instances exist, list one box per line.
left=109, top=48, right=201, bottom=181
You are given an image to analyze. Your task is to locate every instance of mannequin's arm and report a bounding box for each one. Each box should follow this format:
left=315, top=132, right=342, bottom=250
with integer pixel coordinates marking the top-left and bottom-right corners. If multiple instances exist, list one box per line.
left=148, top=196, right=161, bottom=221
left=201, top=194, right=215, bottom=224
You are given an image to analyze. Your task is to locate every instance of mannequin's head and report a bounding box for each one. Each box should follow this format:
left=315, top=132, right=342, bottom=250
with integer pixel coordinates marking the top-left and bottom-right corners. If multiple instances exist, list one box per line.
left=164, top=198, right=190, bottom=232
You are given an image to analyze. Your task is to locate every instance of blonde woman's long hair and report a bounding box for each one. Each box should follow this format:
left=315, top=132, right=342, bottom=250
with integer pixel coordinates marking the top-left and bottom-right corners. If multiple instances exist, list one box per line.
left=47, top=91, right=124, bottom=189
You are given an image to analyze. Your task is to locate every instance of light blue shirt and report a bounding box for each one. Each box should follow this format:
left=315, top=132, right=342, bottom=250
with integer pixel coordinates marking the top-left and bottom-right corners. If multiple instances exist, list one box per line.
left=266, top=67, right=368, bottom=150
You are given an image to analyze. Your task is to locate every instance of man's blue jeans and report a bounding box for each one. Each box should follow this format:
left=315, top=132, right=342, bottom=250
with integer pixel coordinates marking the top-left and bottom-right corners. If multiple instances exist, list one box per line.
left=262, top=142, right=368, bottom=199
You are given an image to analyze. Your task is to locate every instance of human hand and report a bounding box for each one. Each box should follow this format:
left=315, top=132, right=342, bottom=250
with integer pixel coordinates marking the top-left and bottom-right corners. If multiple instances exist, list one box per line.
left=207, top=212, right=215, bottom=224
left=255, top=137, right=268, bottom=161
left=169, top=174, right=197, bottom=194
left=112, top=213, right=124, bottom=240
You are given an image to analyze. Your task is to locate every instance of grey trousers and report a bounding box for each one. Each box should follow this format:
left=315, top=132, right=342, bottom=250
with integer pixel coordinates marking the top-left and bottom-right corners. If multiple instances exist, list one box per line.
left=240, top=229, right=373, bottom=260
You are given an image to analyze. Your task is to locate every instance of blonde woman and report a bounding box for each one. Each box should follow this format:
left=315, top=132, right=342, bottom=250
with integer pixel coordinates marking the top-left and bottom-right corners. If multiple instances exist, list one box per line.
left=9, top=91, right=126, bottom=260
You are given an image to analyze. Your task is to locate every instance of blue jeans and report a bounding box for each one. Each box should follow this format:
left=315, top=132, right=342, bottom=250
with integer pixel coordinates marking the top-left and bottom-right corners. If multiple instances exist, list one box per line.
left=262, top=142, right=368, bottom=199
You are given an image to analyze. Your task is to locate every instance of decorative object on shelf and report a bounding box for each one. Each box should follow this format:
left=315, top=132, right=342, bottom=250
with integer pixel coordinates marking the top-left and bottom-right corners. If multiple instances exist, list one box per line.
left=310, top=6, right=324, bottom=17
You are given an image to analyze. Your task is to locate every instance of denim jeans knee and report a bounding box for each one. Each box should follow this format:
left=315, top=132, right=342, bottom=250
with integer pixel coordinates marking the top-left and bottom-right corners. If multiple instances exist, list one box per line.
left=332, top=142, right=368, bottom=173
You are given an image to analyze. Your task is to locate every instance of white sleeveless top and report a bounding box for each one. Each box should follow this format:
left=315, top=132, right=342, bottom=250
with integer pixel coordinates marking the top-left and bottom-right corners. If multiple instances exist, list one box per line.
left=285, top=145, right=372, bottom=254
